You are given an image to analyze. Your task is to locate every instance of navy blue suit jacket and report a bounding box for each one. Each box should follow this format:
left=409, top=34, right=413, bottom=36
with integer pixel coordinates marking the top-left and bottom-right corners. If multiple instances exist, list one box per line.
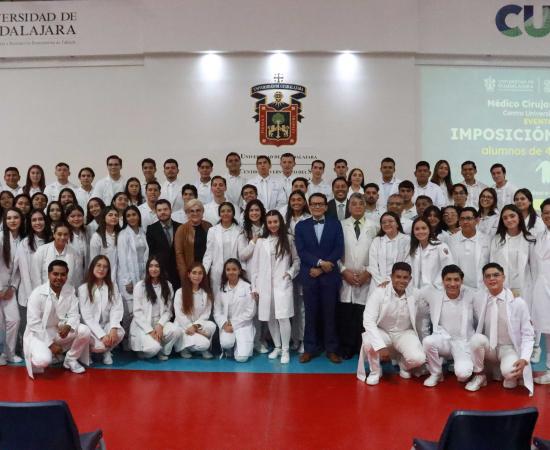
left=295, top=216, right=344, bottom=287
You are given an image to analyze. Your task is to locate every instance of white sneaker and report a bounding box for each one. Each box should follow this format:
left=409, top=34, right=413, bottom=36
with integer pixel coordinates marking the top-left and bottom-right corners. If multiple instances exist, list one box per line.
left=254, top=342, right=269, bottom=354
left=157, top=353, right=169, bottom=361
left=503, top=378, right=518, bottom=389
left=102, top=352, right=113, bottom=365
left=298, top=342, right=304, bottom=354
left=290, top=341, right=299, bottom=351
left=180, top=349, right=192, bottom=359
left=63, top=360, right=85, bottom=374
left=268, top=348, right=281, bottom=359
left=7, top=355, right=23, bottom=364
left=423, top=373, right=443, bottom=387
left=201, top=350, right=213, bottom=360
left=531, top=345, right=542, bottom=364
left=0, top=354, right=6, bottom=366
left=366, top=373, right=381, bottom=385
left=534, top=371, right=550, bottom=384
left=280, top=350, right=290, bottom=364
left=399, top=368, right=411, bottom=379
left=465, top=374, right=487, bottom=392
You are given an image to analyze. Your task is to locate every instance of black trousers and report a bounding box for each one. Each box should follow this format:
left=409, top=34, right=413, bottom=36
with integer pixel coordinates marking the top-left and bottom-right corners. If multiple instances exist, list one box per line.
left=337, top=302, right=365, bottom=357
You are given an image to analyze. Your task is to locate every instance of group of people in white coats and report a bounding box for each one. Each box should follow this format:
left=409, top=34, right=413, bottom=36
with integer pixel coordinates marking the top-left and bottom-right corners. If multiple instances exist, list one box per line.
left=0, top=153, right=549, bottom=394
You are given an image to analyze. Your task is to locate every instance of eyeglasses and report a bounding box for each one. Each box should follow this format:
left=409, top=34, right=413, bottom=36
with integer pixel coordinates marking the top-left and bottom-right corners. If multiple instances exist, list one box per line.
left=310, top=203, right=326, bottom=208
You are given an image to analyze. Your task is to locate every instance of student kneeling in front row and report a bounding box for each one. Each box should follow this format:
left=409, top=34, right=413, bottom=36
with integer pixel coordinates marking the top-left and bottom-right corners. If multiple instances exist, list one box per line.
left=357, top=261, right=426, bottom=385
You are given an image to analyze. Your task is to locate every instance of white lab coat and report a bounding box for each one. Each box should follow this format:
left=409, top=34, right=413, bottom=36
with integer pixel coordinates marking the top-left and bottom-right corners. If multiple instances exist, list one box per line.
left=447, top=231, right=490, bottom=290
left=129, top=280, right=174, bottom=351
left=91, top=176, right=125, bottom=206
left=89, top=232, right=118, bottom=283
left=77, top=283, right=124, bottom=341
left=489, top=234, right=534, bottom=304
left=531, top=229, right=550, bottom=333
left=23, top=283, right=88, bottom=378
left=250, top=235, right=300, bottom=320
left=173, top=288, right=216, bottom=346
left=202, top=223, right=241, bottom=293
left=339, top=217, right=378, bottom=305
left=213, top=279, right=256, bottom=331
left=248, top=175, right=287, bottom=210
left=31, top=242, right=84, bottom=290
left=14, top=237, right=46, bottom=307
left=117, top=227, right=149, bottom=300
left=0, top=232, right=20, bottom=297
left=69, top=230, right=89, bottom=276
left=478, top=213, right=499, bottom=237
left=408, top=241, right=454, bottom=290
left=367, top=233, right=411, bottom=288
left=473, top=288, right=535, bottom=394
left=525, top=215, right=545, bottom=235
left=236, top=226, right=263, bottom=270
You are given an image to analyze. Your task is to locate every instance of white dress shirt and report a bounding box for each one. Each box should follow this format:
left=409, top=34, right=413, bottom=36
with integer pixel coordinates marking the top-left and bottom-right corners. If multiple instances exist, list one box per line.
left=307, top=179, right=333, bottom=202
left=413, top=181, right=446, bottom=208
left=160, top=179, right=184, bottom=212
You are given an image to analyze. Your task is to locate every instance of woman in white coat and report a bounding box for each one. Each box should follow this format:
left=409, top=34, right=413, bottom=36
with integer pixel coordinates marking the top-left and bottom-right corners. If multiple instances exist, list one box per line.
left=117, top=205, right=149, bottom=344
left=14, top=209, right=52, bottom=351
left=367, top=212, right=411, bottom=290
left=130, top=256, right=182, bottom=360
left=250, top=210, right=299, bottom=364
left=532, top=199, right=550, bottom=384
left=489, top=204, right=535, bottom=301
left=85, top=197, right=105, bottom=239
left=32, top=222, right=84, bottom=290
left=477, top=187, right=499, bottom=237
left=284, top=190, right=311, bottom=236
left=66, top=204, right=89, bottom=274
left=0, top=208, right=24, bottom=364
left=203, top=202, right=241, bottom=294
left=514, top=188, right=545, bottom=235
left=173, top=262, right=216, bottom=359
left=214, top=258, right=257, bottom=362
left=78, top=255, right=124, bottom=365
left=408, top=217, right=454, bottom=290
left=89, top=206, right=120, bottom=283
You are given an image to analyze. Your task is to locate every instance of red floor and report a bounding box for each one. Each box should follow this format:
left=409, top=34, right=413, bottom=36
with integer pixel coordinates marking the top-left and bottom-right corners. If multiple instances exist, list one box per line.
left=0, top=366, right=549, bottom=449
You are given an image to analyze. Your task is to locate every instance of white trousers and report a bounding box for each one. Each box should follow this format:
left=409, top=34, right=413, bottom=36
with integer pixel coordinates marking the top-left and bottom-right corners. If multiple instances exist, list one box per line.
left=29, top=324, right=91, bottom=369
left=175, top=320, right=216, bottom=353
left=357, top=328, right=425, bottom=380
left=90, top=324, right=125, bottom=353
left=220, top=324, right=255, bottom=362
left=138, top=322, right=182, bottom=359
left=470, top=333, right=518, bottom=380
left=423, top=334, right=477, bottom=381
left=0, top=294, right=20, bottom=358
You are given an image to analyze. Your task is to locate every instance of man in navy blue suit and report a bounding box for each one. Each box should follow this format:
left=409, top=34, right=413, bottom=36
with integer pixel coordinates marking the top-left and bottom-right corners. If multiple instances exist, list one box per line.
left=295, top=193, right=344, bottom=363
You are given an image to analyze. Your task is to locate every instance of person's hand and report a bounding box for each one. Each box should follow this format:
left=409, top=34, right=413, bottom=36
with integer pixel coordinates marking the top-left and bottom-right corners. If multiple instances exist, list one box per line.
left=49, top=343, right=63, bottom=355
left=251, top=291, right=259, bottom=301
left=58, top=324, right=71, bottom=339
left=510, top=359, right=528, bottom=378
left=223, top=322, right=233, bottom=333
left=283, top=273, right=291, bottom=281
left=154, top=324, right=164, bottom=341
left=185, top=325, right=197, bottom=336
left=309, top=267, right=323, bottom=278
left=319, top=260, right=334, bottom=273
left=378, top=280, right=390, bottom=288
left=342, top=269, right=356, bottom=286
left=357, top=271, right=372, bottom=286
left=0, top=287, right=15, bottom=300
left=125, top=283, right=133, bottom=294
left=378, top=347, right=391, bottom=362
left=101, top=335, right=112, bottom=347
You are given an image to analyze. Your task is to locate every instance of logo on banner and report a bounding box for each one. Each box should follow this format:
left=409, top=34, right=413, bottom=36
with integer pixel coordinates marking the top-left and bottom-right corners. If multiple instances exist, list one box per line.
left=496, top=4, right=550, bottom=37
left=250, top=74, right=307, bottom=147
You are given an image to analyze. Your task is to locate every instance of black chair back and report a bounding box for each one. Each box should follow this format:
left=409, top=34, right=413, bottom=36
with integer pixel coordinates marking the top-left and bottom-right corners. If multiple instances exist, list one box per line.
left=438, top=407, right=538, bottom=450
left=0, top=400, right=83, bottom=450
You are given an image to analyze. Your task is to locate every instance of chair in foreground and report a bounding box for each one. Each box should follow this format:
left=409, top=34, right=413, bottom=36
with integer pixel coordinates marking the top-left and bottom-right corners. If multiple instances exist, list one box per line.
left=412, top=407, right=538, bottom=450
left=0, top=400, right=105, bottom=450
left=534, top=436, right=550, bottom=450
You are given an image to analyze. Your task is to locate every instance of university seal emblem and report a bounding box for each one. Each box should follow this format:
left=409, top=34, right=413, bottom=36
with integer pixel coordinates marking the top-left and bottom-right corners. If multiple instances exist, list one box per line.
left=250, top=74, right=307, bottom=146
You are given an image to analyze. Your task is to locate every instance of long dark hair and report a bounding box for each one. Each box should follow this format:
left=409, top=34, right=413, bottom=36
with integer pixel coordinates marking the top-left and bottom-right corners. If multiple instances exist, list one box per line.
left=478, top=187, right=498, bottom=217
left=46, top=201, right=65, bottom=227
left=263, top=210, right=291, bottom=259
left=96, top=206, right=121, bottom=247
left=347, top=168, right=365, bottom=189
left=431, top=160, right=453, bottom=197
left=27, top=209, right=52, bottom=252
left=86, top=255, right=115, bottom=303
left=410, top=216, right=440, bottom=256
left=58, top=187, right=78, bottom=209
left=243, top=199, right=266, bottom=241
left=376, top=211, right=404, bottom=237
left=218, top=201, right=238, bottom=225
left=23, top=165, right=46, bottom=195
left=122, top=205, right=142, bottom=229
left=285, top=190, right=310, bottom=224
left=514, top=188, right=538, bottom=231
left=144, top=256, right=172, bottom=305
left=65, top=204, right=87, bottom=238
left=423, top=205, right=443, bottom=237
left=441, top=205, right=461, bottom=232
left=496, top=204, right=535, bottom=244
left=124, top=177, right=144, bottom=206
left=2, top=207, right=24, bottom=267
left=221, top=258, right=250, bottom=292
left=181, top=262, right=212, bottom=315
left=86, top=197, right=106, bottom=225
